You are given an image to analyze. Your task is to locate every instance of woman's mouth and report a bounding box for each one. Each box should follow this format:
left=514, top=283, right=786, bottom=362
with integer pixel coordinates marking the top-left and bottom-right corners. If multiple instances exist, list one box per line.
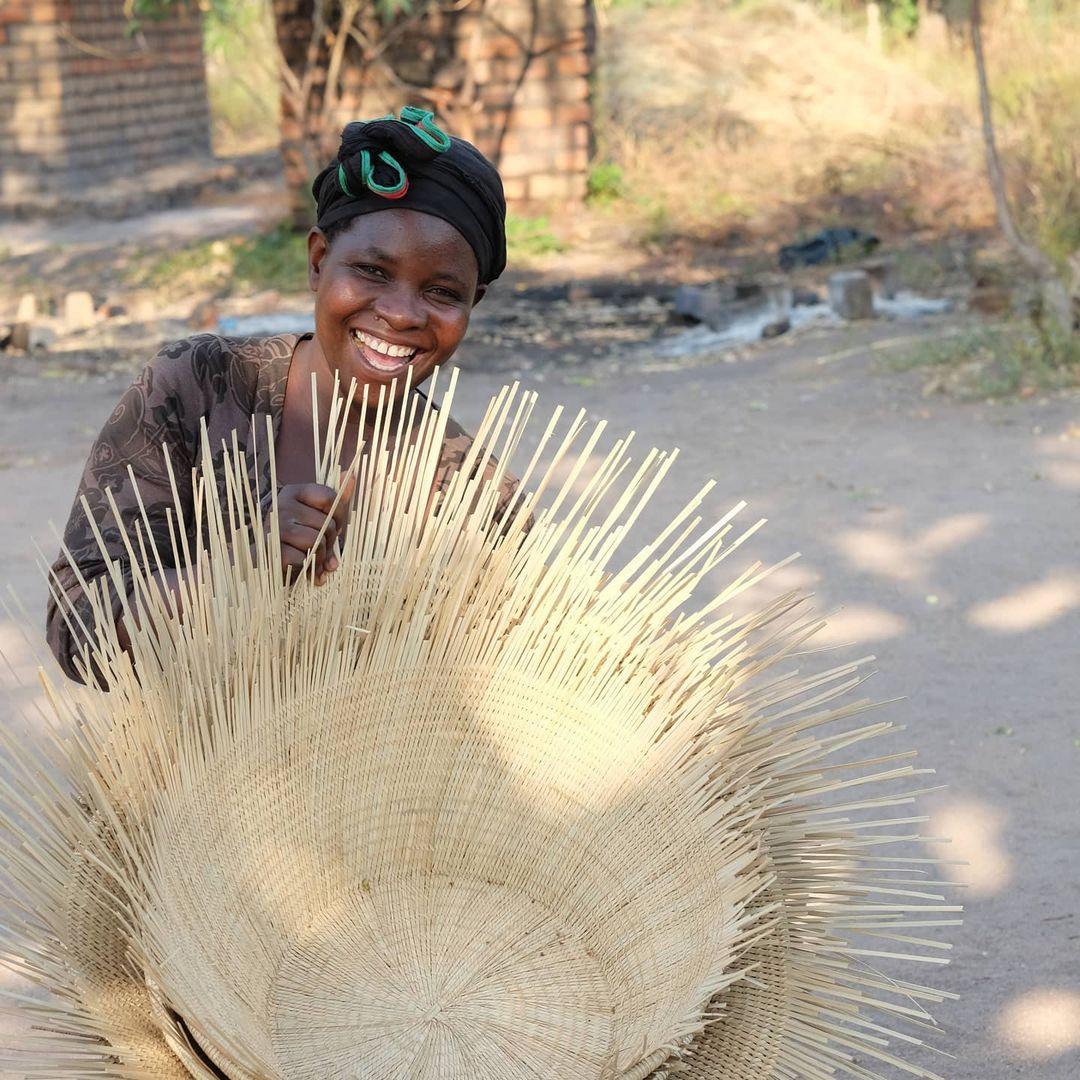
left=350, top=329, right=420, bottom=373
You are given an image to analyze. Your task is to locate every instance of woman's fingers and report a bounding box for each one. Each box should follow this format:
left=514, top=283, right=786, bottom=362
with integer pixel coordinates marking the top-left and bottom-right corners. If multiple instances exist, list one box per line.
left=277, top=480, right=356, bottom=582
left=279, top=542, right=311, bottom=585
left=279, top=520, right=330, bottom=577
left=293, top=483, right=338, bottom=515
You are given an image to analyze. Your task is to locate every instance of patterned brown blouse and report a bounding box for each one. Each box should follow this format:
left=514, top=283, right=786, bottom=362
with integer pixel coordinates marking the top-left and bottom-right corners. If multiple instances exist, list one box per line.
left=46, top=333, right=519, bottom=683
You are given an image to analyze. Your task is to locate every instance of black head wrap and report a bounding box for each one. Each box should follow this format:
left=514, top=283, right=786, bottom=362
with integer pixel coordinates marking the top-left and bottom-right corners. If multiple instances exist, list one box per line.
left=312, top=106, right=507, bottom=285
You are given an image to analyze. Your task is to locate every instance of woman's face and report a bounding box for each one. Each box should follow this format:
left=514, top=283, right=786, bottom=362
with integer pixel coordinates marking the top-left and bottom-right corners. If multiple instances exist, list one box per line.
left=307, top=208, right=485, bottom=394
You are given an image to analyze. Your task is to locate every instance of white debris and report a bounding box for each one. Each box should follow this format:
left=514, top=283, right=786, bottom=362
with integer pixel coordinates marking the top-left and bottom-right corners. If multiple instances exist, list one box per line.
left=875, top=291, right=953, bottom=319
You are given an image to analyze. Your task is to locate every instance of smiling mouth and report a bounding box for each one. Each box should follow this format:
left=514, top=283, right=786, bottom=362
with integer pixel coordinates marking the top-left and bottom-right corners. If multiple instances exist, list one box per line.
left=350, top=329, right=420, bottom=373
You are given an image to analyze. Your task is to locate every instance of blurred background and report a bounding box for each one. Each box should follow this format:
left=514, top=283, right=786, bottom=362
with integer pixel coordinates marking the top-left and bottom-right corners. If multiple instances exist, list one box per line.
left=1, top=1, right=1079, bottom=1077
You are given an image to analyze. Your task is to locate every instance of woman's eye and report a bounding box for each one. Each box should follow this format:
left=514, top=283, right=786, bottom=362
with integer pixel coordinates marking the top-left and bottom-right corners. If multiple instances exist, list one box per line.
left=430, top=287, right=462, bottom=302
left=353, top=263, right=386, bottom=278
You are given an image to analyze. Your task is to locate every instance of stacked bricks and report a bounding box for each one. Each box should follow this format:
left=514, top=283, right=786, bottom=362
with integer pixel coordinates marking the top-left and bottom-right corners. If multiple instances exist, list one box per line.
left=274, top=0, right=593, bottom=214
left=456, top=0, right=593, bottom=206
left=0, top=0, right=212, bottom=203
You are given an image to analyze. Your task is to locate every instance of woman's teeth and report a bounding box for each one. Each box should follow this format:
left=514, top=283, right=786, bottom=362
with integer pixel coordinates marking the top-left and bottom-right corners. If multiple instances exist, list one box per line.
left=351, top=330, right=418, bottom=370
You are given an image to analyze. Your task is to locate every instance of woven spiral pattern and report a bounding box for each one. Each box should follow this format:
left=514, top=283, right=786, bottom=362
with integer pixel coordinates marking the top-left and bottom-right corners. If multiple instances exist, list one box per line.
left=0, top=371, right=956, bottom=1078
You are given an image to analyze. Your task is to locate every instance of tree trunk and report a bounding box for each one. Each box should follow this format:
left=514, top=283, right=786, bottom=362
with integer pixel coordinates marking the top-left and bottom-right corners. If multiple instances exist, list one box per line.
left=272, top=0, right=332, bottom=231
left=970, top=0, right=1073, bottom=333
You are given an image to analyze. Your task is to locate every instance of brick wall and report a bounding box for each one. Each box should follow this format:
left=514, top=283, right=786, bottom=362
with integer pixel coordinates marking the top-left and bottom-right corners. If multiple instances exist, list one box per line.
left=0, top=0, right=212, bottom=204
left=437, top=0, right=594, bottom=207
left=0, top=0, right=591, bottom=215
left=274, top=0, right=594, bottom=215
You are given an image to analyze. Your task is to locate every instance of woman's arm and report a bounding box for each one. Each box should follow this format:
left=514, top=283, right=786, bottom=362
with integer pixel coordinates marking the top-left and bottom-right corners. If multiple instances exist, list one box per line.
left=47, top=342, right=353, bottom=683
left=435, top=414, right=529, bottom=527
left=46, top=347, right=201, bottom=683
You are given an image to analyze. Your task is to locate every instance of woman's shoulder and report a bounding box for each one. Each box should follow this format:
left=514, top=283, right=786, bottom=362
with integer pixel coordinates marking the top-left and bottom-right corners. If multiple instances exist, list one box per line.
left=149, top=333, right=301, bottom=413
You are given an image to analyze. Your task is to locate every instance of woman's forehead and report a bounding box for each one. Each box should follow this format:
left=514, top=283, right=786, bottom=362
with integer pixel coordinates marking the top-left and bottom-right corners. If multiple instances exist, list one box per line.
left=338, top=209, right=474, bottom=260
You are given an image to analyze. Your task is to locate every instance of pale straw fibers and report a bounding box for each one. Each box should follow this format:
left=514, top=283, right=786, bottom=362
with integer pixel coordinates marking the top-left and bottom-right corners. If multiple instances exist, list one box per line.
left=0, top=370, right=957, bottom=1078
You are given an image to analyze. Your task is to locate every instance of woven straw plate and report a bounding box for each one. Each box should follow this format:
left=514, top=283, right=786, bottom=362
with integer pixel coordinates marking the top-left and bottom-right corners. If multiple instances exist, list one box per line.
left=0, top=372, right=956, bottom=1078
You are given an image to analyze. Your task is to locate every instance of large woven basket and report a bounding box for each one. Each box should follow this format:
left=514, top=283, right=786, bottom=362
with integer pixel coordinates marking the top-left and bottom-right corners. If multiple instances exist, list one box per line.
left=0, top=372, right=955, bottom=1078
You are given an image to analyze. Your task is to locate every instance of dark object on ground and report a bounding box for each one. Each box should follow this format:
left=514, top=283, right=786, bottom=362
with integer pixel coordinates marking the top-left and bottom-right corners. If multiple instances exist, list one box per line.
left=779, top=228, right=880, bottom=271
left=827, top=271, right=875, bottom=320
left=792, top=286, right=822, bottom=307
left=496, top=279, right=677, bottom=306
left=861, top=257, right=897, bottom=300
left=762, top=317, right=791, bottom=339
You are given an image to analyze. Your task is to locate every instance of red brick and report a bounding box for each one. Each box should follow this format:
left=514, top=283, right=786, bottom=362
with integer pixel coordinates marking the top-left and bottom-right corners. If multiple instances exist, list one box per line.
left=555, top=147, right=588, bottom=172
left=553, top=51, right=589, bottom=78
left=527, top=173, right=572, bottom=201
left=551, top=77, right=590, bottom=104
left=502, top=176, right=528, bottom=203
left=476, top=35, right=521, bottom=60
left=0, top=2, right=27, bottom=26
left=505, top=105, right=562, bottom=131
left=556, top=102, right=591, bottom=126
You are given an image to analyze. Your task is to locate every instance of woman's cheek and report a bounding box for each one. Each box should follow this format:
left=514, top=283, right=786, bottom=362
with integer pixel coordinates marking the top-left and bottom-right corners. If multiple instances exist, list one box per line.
left=322, top=276, right=367, bottom=316
left=439, top=310, right=471, bottom=352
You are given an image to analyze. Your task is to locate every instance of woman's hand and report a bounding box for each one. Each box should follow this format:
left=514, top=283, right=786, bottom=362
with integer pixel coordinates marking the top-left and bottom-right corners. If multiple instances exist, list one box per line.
left=271, top=476, right=356, bottom=586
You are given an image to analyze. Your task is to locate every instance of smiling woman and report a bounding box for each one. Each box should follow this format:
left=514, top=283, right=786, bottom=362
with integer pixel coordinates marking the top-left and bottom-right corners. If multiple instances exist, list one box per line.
left=46, top=107, right=515, bottom=684
left=305, top=210, right=481, bottom=391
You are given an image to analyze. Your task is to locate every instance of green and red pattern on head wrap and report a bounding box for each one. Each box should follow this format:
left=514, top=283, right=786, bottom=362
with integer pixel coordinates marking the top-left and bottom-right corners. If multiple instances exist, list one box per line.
left=312, top=106, right=508, bottom=285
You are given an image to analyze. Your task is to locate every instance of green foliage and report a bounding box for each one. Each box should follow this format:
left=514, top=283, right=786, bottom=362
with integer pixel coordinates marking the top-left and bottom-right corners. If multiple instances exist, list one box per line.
left=601, top=0, right=693, bottom=10
left=884, top=0, right=919, bottom=37
left=586, top=162, right=625, bottom=204
left=125, top=227, right=309, bottom=297
left=127, top=0, right=413, bottom=31
left=638, top=199, right=673, bottom=246
left=506, top=216, right=566, bottom=259
left=234, top=226, right=311, bottom=291
left=374, top=0, right=415, bottom=18
left=889, top=320, right=1080, bottom=399
left=126, top=0, right=229, bottom=33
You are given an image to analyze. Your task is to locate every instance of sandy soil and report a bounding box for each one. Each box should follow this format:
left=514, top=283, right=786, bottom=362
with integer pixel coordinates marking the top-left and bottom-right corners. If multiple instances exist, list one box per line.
left=0, top=312, right=1077, bottom=1078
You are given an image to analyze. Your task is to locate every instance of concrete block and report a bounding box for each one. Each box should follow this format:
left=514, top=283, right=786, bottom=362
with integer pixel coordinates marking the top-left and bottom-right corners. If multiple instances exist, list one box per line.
left=674, top=284, right=736, bottom=325
left=63, top=290, right=96, bottom=331
left=9, top=321, right=57, bottom=351
left=861, top=257, right=897, bottom=300
left=827, top=271, right=874, bottom=320
left=674, top=282, right=784, bottom=331
left=15, top=293, right=37, bottom=322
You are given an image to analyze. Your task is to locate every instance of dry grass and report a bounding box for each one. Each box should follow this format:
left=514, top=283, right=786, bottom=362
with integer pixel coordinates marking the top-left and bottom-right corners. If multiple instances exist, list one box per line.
left=594, top=0, right=1080, bottom=256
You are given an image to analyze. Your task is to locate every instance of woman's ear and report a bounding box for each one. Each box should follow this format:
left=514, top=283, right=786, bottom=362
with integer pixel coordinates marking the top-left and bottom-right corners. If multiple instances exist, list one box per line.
left=308, top=228, right=329, bottom=293
left=472, top=283, right=488, bottom=308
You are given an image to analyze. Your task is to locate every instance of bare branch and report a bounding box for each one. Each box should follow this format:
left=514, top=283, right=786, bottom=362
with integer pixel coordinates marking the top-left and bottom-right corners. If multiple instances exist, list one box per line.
left=298, top=0, right=331, bottom=111
left=323, top=0, right=364, bottom=126
left=58, top=20, right=150, bottom=58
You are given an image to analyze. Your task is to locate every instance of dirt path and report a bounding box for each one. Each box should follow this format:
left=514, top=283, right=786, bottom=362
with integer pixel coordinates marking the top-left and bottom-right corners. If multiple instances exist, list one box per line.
left=1, top=317, right=1077, bottom=1078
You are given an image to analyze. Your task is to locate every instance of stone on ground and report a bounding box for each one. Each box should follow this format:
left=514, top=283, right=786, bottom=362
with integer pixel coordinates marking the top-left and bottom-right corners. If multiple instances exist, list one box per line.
left=827, top=270, right=874, bottom=320
left=63, top=291, right=97, bottom=332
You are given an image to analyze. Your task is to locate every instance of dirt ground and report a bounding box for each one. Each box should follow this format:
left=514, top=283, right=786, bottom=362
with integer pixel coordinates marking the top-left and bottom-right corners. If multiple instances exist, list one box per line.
left=0, top=298, right=1078, bottom=1076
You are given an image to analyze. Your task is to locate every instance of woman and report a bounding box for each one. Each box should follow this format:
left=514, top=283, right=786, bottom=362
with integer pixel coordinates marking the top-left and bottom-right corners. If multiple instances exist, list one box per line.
left=47, top=107, right=517, bottom=684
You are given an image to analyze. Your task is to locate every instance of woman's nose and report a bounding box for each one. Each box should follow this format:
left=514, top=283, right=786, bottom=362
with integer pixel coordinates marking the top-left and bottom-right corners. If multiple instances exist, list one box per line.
left=372, top=285, right=427, bottom=332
